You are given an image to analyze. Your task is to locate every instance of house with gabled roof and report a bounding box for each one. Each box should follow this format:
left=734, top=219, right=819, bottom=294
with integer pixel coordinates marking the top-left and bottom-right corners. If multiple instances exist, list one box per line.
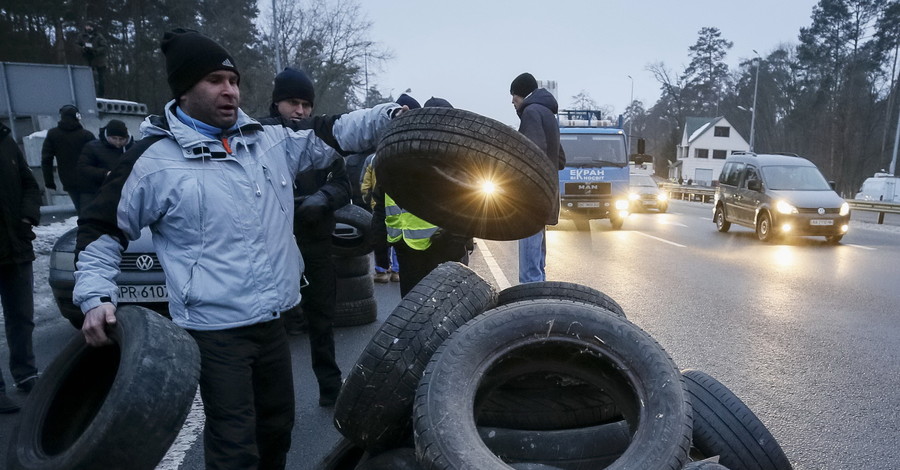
left=671, top=116, right=749, bottom=185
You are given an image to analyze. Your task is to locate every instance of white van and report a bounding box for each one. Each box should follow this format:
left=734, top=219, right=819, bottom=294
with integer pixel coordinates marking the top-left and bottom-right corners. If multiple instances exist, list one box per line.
left=854, top=173, right=900, bottom=203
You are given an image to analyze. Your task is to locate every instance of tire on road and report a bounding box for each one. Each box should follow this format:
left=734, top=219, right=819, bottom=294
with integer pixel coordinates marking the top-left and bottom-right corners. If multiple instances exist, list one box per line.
left=683, top=369, right=792, bottom=470
left=414, top=300, right=692, bottom=470
left=315, top=437, right=367, bottom=470
left=375, top=107, right=557, bottom=241
left=333, top=262, right=498, bottom=452
left=478, top=421, right=631, bottom=468
left=355, top=448, right=421, bottom=470
left=714, top=205, right=730, bottom=232
left=333, top=205, right=374, bottom=257
left=497, top=281, right=626, bottom=318
left=335, top=273, right=375, bottom=302
left=683, top=461, right=732, bottom=469
left=333, top=297, right=378, bottom=328
left=333, top=254, right=372, bottom=278
left=6, top=305, right=200, bottom=470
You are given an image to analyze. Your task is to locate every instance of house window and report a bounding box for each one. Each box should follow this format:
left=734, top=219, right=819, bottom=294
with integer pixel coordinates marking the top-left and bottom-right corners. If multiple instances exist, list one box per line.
left=694, top=148, right=709, bottom=159
left=714, top=126, right=730, bottom=137
left=712, top=150, right=727, bottom=159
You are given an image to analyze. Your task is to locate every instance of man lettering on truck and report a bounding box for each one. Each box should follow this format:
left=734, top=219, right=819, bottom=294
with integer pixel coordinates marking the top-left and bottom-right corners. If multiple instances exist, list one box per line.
left=509, top=72, right=565, bottom=283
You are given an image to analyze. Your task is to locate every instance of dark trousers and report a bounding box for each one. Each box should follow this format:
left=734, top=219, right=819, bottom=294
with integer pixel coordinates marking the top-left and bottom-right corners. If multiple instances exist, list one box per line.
left=298, top=238, right=342, bottom=395
left=67, top=190, right=82, bottom=216
left=393, top=240, right=467, bottom=298
left=188, top=319, right=294, bottom=470
left=0, top=262, right=37, bottom=392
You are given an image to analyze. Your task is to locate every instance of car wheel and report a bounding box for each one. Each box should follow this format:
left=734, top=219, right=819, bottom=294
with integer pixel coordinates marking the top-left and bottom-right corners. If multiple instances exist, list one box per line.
left=658, top=203, right=668, bottom=213
left=683, top=369, right=792, bottom=470
left=610, top=215, right=624, bottom=230
left=756, top=211, right=776, bottom=242
left=414, top=300, right=692, bottom=470
left=333, top=297, right=378, bottom=328
left=7, top=305, right=200, bottom=470
left=478, top=421, right=631, bottom=468
left=333, top=262, right=498, bottom=452
left=335, top=273, right=375, bottom=302
left=375, top=107, right=557, bottom=241
left=497, top=281, right=625, bottom=318
left=825, top=235, right=843, bottom=244
left=714, top=205, right=730, bottom=232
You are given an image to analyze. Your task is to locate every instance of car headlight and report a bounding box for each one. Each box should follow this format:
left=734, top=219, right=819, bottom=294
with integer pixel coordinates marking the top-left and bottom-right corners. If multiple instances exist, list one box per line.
left=776, top=200, right=798, bottom=214
left=628, top=192, right=639, bottom=201
left=615, top=199, right=629, bottom=210
left=657, top=192, right=668, bottom=201
left=839, top=202, right=850, bottom=216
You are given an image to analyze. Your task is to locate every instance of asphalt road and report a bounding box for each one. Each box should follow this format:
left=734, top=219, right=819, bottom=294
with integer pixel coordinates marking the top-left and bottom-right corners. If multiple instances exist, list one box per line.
left=2, top=199, right=900, bottom=469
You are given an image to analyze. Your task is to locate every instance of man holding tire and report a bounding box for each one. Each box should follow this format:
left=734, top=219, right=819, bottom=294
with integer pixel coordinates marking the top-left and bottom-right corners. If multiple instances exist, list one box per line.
left=74, top=29, right=405, bottom=469
left=267, top=66, right=347, bottom=407
left=509, top=72, right=565, bottom=283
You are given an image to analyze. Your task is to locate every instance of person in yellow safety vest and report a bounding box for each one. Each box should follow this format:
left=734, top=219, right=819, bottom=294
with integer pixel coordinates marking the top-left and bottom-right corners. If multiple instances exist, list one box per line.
left=372, top=96, right=471, bottom=297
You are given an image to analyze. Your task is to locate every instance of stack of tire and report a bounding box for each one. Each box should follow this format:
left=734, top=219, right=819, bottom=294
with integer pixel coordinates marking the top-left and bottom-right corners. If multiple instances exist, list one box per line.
left=320, top=267, right=792, bottom=469
left=331, top=204, right=378, bottom=327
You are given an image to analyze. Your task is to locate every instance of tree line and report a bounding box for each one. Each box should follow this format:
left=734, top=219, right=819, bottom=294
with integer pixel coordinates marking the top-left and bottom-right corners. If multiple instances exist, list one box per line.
left=628, top=0, right=900, bottom=195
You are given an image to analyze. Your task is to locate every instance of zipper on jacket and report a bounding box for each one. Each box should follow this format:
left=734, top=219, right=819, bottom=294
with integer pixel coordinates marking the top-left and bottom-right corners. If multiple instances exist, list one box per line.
left=262, top=165, right=288, bottom=214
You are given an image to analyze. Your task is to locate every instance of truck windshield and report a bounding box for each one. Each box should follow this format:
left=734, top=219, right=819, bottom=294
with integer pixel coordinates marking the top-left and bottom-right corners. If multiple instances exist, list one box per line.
left=761, top=165, right=832, bottom=191
left=560, top=134, right=627, bottom=167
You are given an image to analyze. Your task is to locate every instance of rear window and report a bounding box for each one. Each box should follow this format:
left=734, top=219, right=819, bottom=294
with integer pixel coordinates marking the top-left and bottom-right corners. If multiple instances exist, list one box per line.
left=761, top=165, right=831, bottom=190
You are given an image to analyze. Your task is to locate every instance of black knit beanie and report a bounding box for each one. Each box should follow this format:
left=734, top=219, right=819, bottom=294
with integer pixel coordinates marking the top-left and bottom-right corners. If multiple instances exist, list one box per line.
left=510, top=72, right=538, bottom=98
left=160, top=28, right=240, bottom=99
left=59, top=105, right=80, bottom=120
left=395, top=93, right=421, bottom=109
left=105, top=119, right=128, bottom=137
left=272, top=67, right=315, bottom=105
left=423, top=97, right=453, bottom=108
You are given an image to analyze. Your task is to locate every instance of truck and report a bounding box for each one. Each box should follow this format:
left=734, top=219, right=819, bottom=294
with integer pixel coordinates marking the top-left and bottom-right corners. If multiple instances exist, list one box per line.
left=854, top=173, right=900, bottom=203
left=556, top=110, right=631, bottom=229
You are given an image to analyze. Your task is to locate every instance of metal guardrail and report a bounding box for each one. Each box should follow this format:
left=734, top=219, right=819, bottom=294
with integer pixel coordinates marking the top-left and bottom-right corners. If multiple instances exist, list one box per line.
left=660, top=183, right=717, bottom=203
left=848, top=200, right=900, bottom=224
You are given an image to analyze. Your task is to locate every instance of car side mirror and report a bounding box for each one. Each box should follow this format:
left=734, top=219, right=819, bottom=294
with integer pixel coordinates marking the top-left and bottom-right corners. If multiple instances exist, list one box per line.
left=747, top=179, right=762, bottom=191
left=828, top=181, right=836, bottom=190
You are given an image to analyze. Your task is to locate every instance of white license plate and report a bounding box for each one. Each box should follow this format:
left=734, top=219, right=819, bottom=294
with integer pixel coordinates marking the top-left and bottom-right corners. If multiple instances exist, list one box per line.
left=810, top=219, right=834, bottom=226
left=119, top=285, right=168, bottom=302
left=577, top=202, right=601, bottom=208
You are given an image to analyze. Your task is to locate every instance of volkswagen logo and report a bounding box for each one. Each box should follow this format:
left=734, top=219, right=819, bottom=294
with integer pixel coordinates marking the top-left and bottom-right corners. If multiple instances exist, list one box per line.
left=135, top=255, right=155, bottom=271
left=817, top=207, right=825, bottom=215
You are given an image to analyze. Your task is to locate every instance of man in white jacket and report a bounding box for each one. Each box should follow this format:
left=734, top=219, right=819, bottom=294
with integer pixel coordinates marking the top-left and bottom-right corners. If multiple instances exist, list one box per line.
left=74, top=29, right=404, bottom=470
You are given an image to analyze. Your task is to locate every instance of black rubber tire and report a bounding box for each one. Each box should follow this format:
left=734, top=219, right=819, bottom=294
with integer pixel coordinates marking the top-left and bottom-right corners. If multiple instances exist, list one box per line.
left=333, top=297, right=378, bottom=328
left=335, top=273, right=375, bottom=302
left=356, top=448, right=422, bottom=470
left=334, top=254, right=372, bottom=278
left=683, top=369, right=792, bottom=470
left=333, top=204, right=374, bottom=257
left=715, top=205, right=731, bottom=232
left=334, top=262, right=498, bottom=452
left=825, top=235, right=843, bottom=244
left=375, top=107, right=557, bottom=241
left=756, top=212, right=777, bottom=242
left=497, top=281, right=625, bottom=318
left=610, top=215, right=624, bottom=230
left=478, top=421, right=631, bottom=468
left=7, top=305, right=200, bottom=470
left=683, top=461, right=732, bottom=469
left=315, top=437, right=367, bottom=470
left=658, top=203, right=669, bottom=213
left=414, top=300, right=692, bottom=470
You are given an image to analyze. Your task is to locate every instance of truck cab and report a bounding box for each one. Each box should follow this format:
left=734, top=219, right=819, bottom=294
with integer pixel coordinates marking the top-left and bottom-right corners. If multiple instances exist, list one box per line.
left=557, top=110, right=630, bottom=229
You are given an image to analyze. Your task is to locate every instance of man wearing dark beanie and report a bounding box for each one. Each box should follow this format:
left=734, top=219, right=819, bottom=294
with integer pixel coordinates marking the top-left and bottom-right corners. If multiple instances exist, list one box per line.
left=77, top=119, right=133, bottom=210
left=266, top=67, right=347, bottom=407
left=509, top=72, right=565, bottom=284
left=74, top=28, right=406, bottom=470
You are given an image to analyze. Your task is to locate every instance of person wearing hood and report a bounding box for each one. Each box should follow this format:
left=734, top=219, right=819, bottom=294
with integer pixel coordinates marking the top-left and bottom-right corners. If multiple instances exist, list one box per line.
left=41, top=105, right=96, bottom=215
left=77, top=119, right=133, bottom=211
left=74, top=29, right=405, bottom=469
left=510, top=72, right=566, bottom=284
left=266, top=66, right=348, bottom=407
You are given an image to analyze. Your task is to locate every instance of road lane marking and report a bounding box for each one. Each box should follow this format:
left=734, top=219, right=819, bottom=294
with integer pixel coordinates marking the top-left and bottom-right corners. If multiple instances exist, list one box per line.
left=660, top=221, right=688, bottom=227
left=475, top=238, right=512, bottom=290
left=157, top=391, right=204, bottom=470
left=845, top=243, right=875, bottom=250
left=633, top=231, right=686, bottom=247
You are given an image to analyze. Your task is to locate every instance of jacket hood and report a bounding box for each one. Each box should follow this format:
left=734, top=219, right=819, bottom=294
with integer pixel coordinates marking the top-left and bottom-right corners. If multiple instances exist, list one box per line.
left=57, top=117, right=84, bottom=132
left=98, top=126, right=134, bottom=150
left=518, top=88, right=558, bottom=117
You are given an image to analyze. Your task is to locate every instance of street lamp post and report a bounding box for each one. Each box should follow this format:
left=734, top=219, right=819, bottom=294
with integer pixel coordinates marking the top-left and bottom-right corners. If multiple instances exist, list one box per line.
left=749, top=50, right=760, bottom=152
left=627, top=75, right=634, bottom=152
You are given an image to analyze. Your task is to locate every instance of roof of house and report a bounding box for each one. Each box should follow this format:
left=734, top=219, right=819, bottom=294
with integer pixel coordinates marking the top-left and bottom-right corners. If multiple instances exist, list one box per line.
left=684, top=116, right=723, bottom=143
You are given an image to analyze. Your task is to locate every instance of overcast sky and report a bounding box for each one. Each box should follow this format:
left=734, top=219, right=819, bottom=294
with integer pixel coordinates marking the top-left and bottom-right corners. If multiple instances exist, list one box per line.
left=360, top=0, right=820, bottom=126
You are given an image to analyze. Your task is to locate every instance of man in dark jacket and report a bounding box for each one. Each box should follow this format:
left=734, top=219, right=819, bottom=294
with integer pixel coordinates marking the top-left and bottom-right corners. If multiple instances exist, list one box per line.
left=0, top=123, right=42, bottom=413
left=77, top=119, right=133, bottom=211
left=77, top=23, right=108, bottom=97
left=268, top=67, right=348, bottom=406
left=510, top=72, right=565, bottom=283
left=41, top=105, right=96, bottom=215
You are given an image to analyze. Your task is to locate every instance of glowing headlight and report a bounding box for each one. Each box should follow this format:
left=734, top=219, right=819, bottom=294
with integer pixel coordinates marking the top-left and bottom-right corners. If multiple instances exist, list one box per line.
left=776, top=200, right=798, bottom=214
left=628, top=192, right=639, bottom=201
left=839, top=202, right=850, bottom=216
left=657, top=192, right=668, bottom=201
left=614, top=199, right=629, bottom=210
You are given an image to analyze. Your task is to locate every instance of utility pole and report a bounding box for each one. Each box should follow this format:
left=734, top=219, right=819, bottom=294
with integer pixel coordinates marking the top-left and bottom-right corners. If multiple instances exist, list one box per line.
left=627, top=75, right=634, bottom=153
left=749, top=50, right=760, bottom=152
left=272, top=0, right=282, bottom=73
left=891, top=101, right=899, bottom=175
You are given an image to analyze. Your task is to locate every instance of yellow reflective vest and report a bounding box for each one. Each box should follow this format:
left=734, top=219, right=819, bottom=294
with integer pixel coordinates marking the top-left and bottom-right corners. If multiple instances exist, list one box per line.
left=385, top=193, right=439, bottom=250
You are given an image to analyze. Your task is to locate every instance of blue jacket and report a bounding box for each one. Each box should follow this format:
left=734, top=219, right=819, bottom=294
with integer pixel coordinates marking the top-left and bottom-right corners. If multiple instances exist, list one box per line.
left=74, top=100, right=398, bottom=331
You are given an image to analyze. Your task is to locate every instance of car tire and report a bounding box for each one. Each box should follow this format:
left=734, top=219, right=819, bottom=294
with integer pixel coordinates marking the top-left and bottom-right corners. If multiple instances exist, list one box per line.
left=335, top=273, right=375, bottom=302
left=825, top=235, right=843, bottom=244
left=332, top=205, right=374, bottom=257
left=610, top=215, right=624, bottom=230
left=355, top=448, right=421, bottom=470
left=683, top=369, right=792, bottom=470
left=7, top=305, right=200, bottom=470
left=333, top=297, right=378, bottom=328
left=497, top=281, right=625, bottom=318
left=683, top=461, right=731, bottom=470
left=414, top=300, right=692, bottom=470
left=573, top=218, right=591, bottom=231
left=756, top=211, right=777, bottom=242
left=315, top=437, right=367, bottom=470
left=478, top=420, right=631, bottom=468
left=375, top=107, right=557, bottom=241
left=333, top=254, right=372, bottom=278
left=714, top=205, right=730, bottom=232
left=658, top=203, right=668, bottom=213
left=334, top=262, right=497, bottom=452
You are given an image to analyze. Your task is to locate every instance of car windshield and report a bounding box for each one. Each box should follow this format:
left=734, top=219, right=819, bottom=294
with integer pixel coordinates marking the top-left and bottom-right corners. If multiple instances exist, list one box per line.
left=559, top=133, right=628, bottom=166
left=630, top=175, right=657, bottom=187
left=761, top=165, right=831, bottom=191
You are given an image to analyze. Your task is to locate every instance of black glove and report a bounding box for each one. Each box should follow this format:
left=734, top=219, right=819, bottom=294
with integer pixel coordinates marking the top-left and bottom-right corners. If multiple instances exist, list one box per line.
left=46, top=182, right=57, bottom=191
left=296, top=192, right=330, bottom=225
